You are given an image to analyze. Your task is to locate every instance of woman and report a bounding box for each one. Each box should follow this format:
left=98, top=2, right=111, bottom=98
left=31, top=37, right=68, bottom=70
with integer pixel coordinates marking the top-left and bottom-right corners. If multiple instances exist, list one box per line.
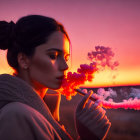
left=0, top=15, right=111, bottom=140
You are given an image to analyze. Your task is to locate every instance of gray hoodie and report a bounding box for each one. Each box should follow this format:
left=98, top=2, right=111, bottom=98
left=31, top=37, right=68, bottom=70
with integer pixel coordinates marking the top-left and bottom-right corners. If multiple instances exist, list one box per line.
left=0, top=74, right=72, bottom=140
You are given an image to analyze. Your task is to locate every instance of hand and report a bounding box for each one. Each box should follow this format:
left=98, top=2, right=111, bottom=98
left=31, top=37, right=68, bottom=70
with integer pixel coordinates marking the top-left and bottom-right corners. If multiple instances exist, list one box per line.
left=75, top=89, right=111, bottom=140
left=43, top=89, right=61, bottom=121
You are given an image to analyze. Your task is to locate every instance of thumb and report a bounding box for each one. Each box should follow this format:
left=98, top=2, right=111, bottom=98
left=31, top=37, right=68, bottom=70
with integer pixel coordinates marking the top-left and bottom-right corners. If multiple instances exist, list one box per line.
left=77, top=90, right=93, bottom=111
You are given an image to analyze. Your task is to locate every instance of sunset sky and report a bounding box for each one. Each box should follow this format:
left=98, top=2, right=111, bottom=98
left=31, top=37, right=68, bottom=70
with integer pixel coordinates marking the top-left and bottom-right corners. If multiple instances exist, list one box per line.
left=0, top=0, right=140, bottom=87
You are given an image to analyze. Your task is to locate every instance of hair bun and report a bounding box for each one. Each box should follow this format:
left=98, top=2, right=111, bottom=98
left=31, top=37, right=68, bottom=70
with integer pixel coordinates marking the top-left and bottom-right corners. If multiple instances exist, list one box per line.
left=0, top=20, right=15, bottom=50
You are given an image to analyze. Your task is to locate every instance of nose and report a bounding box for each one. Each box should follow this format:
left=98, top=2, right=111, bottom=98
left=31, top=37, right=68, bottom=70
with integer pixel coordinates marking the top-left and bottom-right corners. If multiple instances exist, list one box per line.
left=59, top=59, right=69, bottom=71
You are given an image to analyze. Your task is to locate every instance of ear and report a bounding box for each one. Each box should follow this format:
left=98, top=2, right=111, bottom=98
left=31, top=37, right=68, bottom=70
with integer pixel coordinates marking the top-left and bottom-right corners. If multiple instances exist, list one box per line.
left=17, top=53, right=31, bottom=69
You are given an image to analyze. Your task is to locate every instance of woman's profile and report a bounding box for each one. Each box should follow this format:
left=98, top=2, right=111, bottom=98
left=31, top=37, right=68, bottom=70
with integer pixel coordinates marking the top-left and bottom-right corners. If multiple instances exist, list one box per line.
left=0, top=15, right=111, bottom=140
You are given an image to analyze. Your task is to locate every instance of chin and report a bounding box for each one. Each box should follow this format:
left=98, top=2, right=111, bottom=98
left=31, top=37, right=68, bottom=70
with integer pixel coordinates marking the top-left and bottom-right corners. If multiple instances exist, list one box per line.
left=48, top=84, right=62, bottom=90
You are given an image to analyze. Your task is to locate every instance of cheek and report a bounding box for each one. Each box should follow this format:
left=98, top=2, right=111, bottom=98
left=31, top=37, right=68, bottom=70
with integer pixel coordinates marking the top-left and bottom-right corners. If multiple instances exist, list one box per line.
left=29, top=56, right=56, bottom=80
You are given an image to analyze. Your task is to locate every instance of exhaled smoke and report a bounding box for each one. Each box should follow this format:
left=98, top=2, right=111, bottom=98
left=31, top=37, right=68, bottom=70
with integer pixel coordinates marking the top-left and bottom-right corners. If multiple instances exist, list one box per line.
left=129, top=88, right=140, bottom=99
left=60, top=46, right=119, bottom=100
left=60, top=45, right=140, bottom=110
left=97, top=88, right=117, bottom=100
left=97, top=87, right=140, bottom=110
left=88, top=46, right=119, bottom=70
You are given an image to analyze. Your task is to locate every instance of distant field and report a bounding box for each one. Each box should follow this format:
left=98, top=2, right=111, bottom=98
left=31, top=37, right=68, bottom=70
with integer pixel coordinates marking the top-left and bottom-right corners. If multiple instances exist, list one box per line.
left=59, top=86, right=140, bottom=140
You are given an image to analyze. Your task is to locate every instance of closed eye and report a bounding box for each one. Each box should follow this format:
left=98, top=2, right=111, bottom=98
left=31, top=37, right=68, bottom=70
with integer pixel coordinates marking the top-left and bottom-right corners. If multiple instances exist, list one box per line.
left=48, top=52, right=59, bottom=60
left=46, top=49, right=70, bottom=62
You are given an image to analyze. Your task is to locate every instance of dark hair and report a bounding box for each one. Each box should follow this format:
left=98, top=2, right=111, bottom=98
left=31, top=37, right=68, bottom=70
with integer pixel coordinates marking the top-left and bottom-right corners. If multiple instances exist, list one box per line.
left=0, top=15, right=70, bottom=72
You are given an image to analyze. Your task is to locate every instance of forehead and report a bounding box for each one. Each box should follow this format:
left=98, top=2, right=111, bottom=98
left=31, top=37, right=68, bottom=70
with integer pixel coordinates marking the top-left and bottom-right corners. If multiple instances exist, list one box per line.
left=36, top=31, right=70, bottom=54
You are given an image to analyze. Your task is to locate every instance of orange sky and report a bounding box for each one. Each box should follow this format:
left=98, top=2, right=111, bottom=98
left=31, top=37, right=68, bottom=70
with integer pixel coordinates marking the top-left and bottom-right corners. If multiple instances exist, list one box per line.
left=0, top=0, right=140, bottom=87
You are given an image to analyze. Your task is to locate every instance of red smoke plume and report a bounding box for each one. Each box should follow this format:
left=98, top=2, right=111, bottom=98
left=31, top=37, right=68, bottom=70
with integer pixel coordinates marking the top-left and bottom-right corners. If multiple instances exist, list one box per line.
left=60, top=46, right=119, bottom=100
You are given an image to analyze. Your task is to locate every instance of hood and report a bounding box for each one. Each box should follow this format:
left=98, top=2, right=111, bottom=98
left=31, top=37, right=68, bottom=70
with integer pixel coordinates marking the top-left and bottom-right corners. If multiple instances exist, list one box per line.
left=0, top=74, right=42, bottom=103
left=0, top=74, right=72, bottom=140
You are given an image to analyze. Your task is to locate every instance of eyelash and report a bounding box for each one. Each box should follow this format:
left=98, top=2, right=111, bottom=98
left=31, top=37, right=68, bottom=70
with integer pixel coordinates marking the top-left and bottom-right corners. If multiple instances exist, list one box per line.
left=48, top=52, right=58, bottom=60
left=48, top=52, right=70, bottom=62
left=49, top=54, right=58, bottom=60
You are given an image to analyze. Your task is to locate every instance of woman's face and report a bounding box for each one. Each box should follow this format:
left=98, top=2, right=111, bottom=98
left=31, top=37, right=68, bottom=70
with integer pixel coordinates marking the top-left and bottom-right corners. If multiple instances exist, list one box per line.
left=28, top=31, right=70, bottom=89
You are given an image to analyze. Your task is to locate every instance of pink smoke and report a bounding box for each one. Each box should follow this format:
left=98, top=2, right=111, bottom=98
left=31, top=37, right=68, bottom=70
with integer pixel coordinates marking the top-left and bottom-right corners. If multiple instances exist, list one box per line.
left=102, top=99, right=140, bottom=110
left=60, top=45, right=140, bottom=110
left=61, top=62, right=97, bottom=100
left=88, top=46, right=119, bottom=70
left=60, top=46, right=119, bottom=100
left=97, top=88, right=140, bottom=110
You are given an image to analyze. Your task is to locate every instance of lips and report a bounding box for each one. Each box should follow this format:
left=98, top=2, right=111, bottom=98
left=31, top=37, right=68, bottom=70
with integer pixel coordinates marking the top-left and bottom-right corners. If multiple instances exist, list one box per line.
left=56, top=75, right=65, bottom=80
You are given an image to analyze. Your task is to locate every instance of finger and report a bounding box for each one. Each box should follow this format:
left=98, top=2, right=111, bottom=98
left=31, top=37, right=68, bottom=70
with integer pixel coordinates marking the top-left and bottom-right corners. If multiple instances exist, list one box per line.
left=84, top=100, right=93, bottom=109
left=77, top=90, right=93, bottom=111
left=96, top=114, right=108, bottom=128
left=97, top=107, right=106, bottom=117
left=83, top=90, right=94, bottom=109
left=91, top=93, right=100, bottom=100
left=77, top=99, right=98, bottom=119
left=78, top=107, right=106, bottom=127
left=96, top=110, right=106, bottom=122
left=93, top=121, right=111, bottom=140
left=85, top=108, right=106, bottom=125
left=79, top=107, right=103, bottom=123
left=104, top=122, right=111, bottom=131
left=78, top=109, right=102, bottom=124
left=101, top=122, right=111, bottom=139
left=97, top=109, right=106, bottom=120
left=88, top=116, right=110, bottom=137
left=77, top=100, right=94, bottom=119
left=103, top=115, right=109, bottom=124
left=82, top=88, right=88, bottom=93
left=79, top=102, right=102, bottom=118
left=78, top=112, right=90, bottom=123
left=90, top=110, right=105, bottom=124
left=88, top=100, right=102, bottom=111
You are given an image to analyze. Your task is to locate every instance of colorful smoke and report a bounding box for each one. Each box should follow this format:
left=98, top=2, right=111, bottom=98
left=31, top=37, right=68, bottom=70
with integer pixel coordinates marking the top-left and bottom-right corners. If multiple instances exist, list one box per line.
left=96, top=87, right=140, bottom=110
left=60, top=46, right=140, bottom=110
left=88, top=46, right=119, bottom=70
left=60, top=46, right=119, bottom=100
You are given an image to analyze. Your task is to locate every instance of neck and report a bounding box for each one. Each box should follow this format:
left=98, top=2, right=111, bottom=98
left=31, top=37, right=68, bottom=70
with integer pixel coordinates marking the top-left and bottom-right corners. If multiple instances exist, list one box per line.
left=16, top=72, right=47, bottom=99
left=33, top=84, right=48, bottom=98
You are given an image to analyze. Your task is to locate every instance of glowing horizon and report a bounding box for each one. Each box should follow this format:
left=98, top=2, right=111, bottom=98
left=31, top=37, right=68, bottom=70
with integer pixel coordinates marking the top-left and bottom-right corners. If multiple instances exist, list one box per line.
left=0, top=0, right=140, bottom=87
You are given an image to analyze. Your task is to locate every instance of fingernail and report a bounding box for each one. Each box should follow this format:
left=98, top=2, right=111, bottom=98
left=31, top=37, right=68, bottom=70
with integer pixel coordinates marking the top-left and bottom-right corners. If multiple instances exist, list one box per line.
left=82, top=89, right=87, bottom=93
left=89, top=90, right=93, bottom=94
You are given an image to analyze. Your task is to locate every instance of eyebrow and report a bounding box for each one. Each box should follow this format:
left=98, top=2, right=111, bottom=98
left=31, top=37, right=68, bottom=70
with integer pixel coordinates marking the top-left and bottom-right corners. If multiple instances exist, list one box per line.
left=46, top=48, right=70, bottom=55
left=46, top=48, right=63, bottom=52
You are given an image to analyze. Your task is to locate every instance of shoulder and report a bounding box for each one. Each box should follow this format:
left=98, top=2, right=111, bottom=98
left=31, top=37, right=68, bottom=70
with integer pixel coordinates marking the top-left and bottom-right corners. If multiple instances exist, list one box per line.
left=0, top=102, right=60, bottom=140
left=0, top=102, right=54, bottom=129
left=0, top=102, right=42, bottom=119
